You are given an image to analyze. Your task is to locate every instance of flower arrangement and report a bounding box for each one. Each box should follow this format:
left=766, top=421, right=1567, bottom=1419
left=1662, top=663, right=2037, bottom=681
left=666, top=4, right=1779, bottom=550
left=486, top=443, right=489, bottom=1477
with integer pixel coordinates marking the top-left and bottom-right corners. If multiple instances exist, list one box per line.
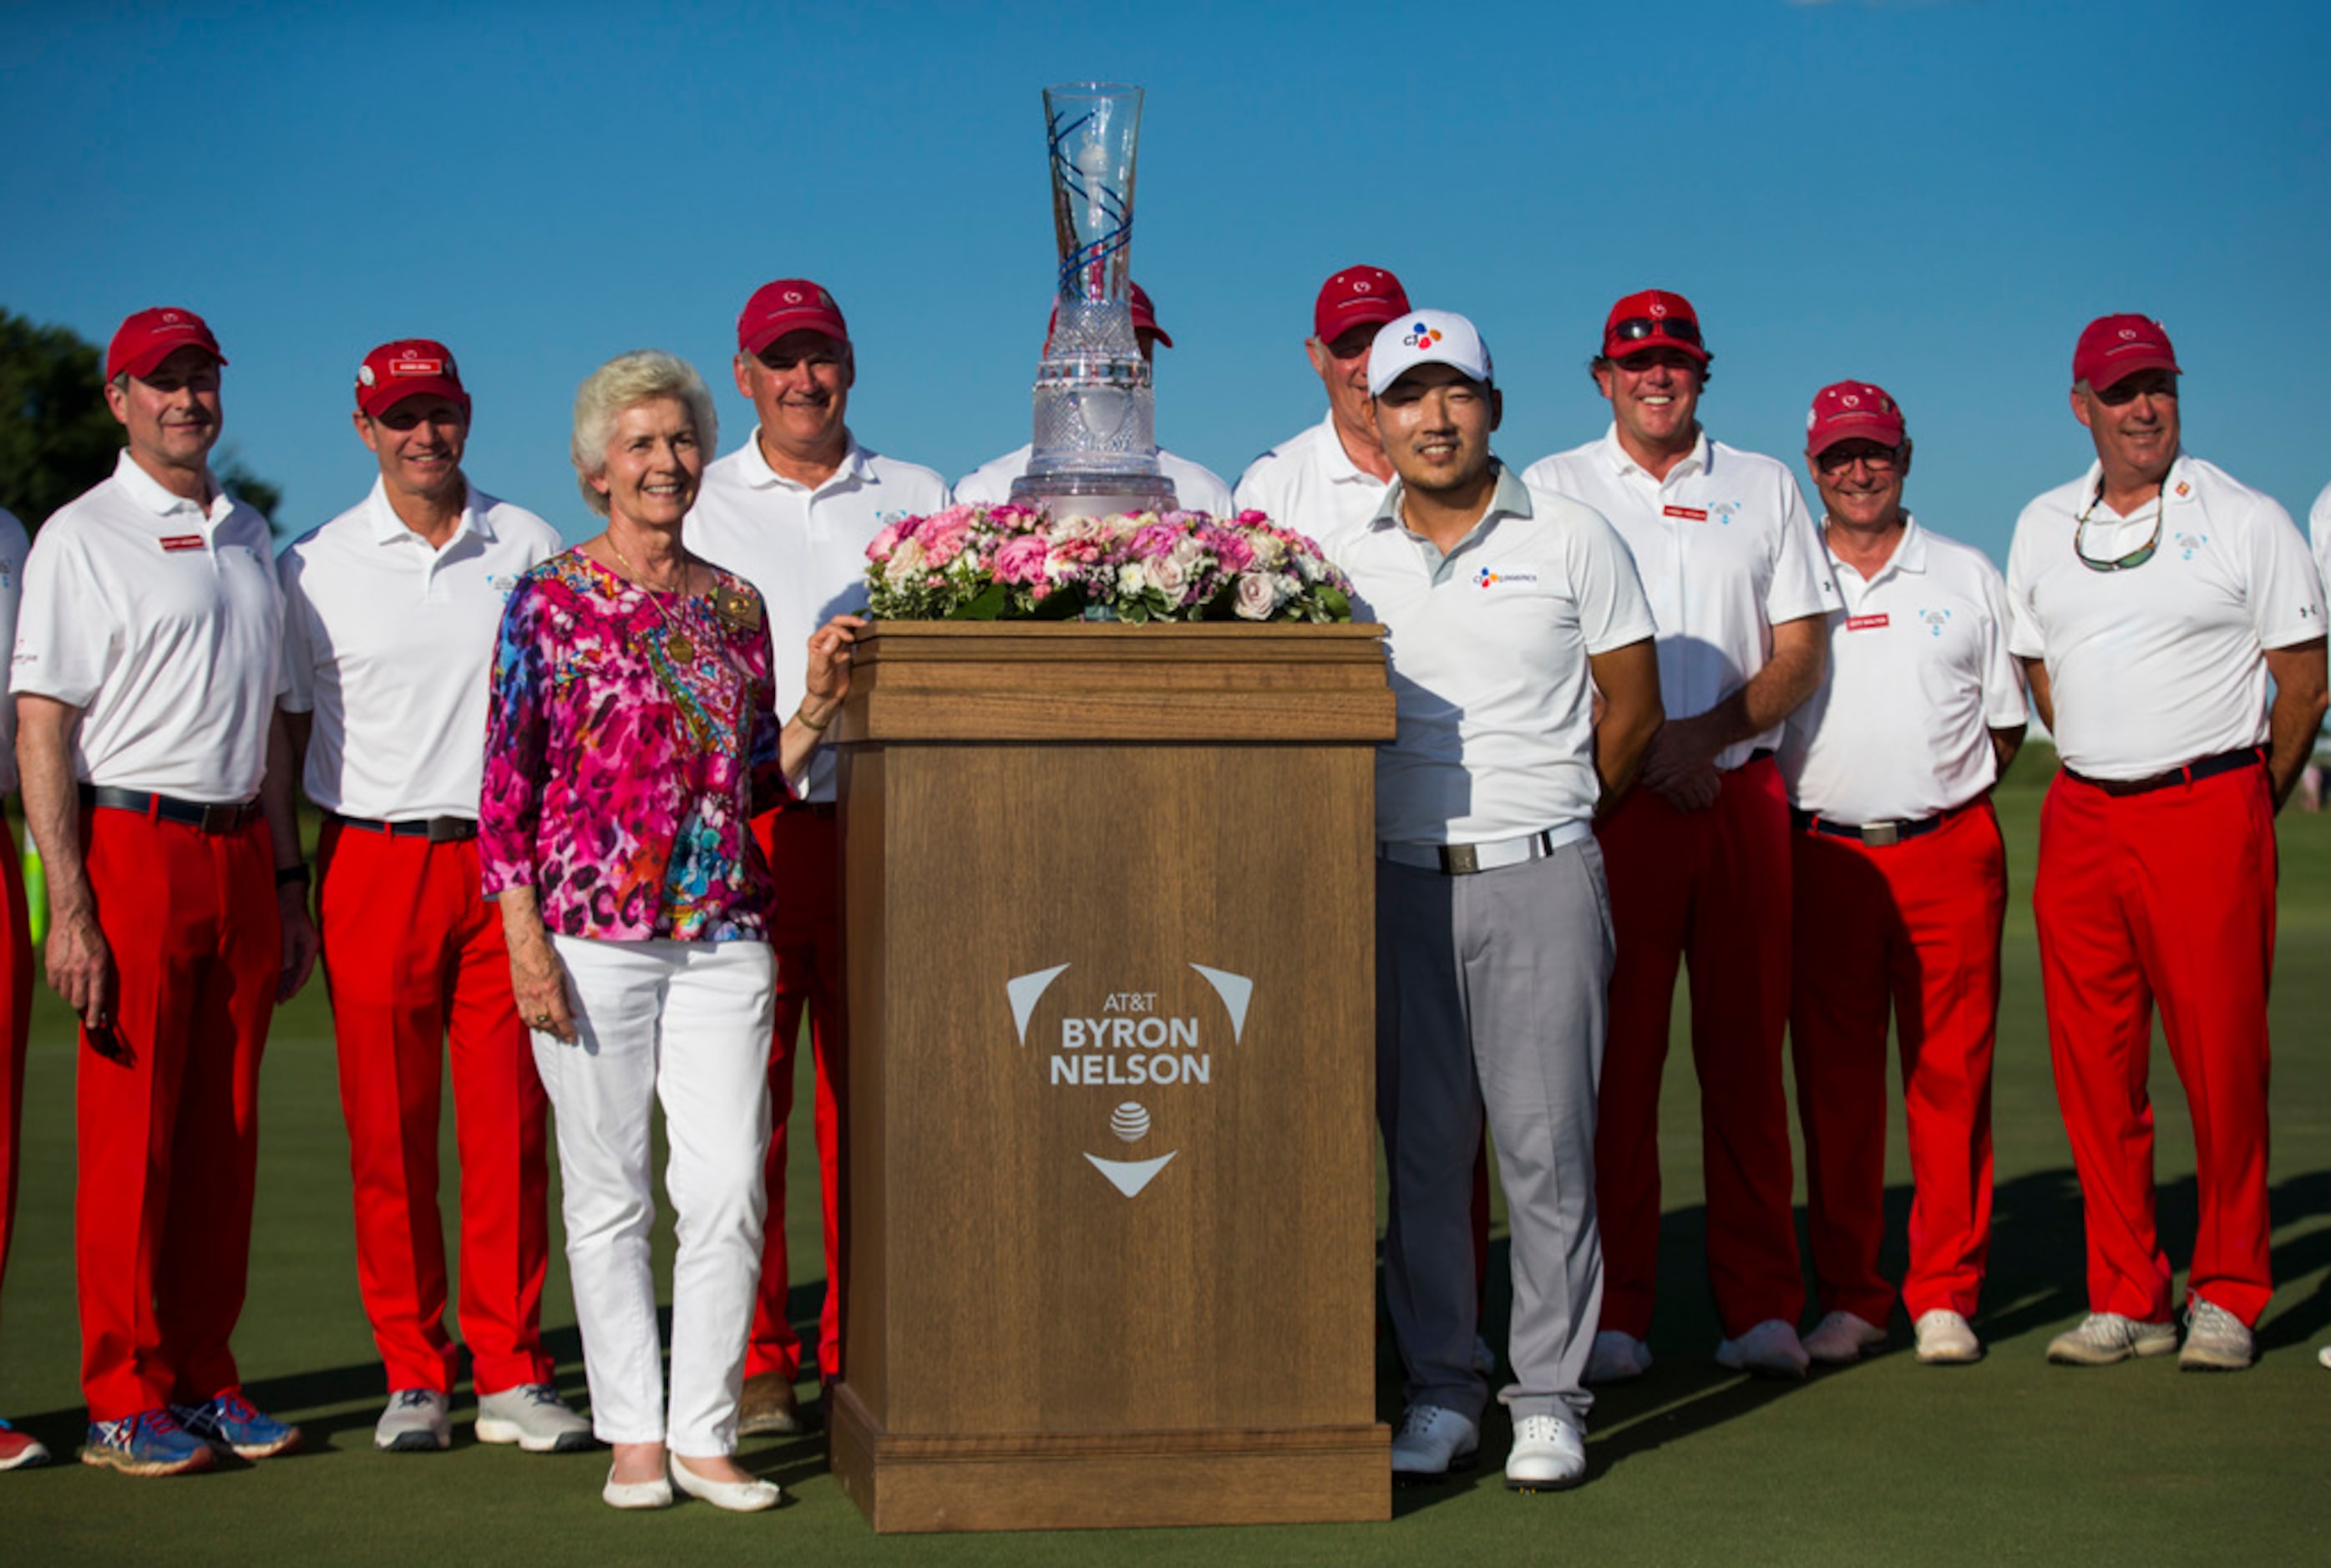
left=862, top=504, right=1353, bottom=625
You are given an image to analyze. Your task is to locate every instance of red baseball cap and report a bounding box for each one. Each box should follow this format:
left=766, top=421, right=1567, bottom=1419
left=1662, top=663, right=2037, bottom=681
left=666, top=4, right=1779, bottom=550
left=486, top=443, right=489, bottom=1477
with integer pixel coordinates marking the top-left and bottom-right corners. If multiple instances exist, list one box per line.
left=737, top=279, right=849, bottom=357
left=356, top=339, right=469, bottom=418
left=1601, top=289, right=1709, bottom=363
left=1314, top=266, right=1410, bottom=342
left=2073, top=313, right=2179, bottom=392
left=106, top=306, right=226, bottom=382
left=1805, top=379, right=1906, bottom=459
left=1130, top=281, right=1173, bottom=349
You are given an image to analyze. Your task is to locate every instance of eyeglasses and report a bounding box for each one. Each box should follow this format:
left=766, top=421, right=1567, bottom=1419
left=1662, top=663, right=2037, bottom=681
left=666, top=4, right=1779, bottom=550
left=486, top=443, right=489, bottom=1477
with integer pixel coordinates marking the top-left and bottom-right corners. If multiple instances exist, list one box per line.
left=1609, top=316, right=1703, bottom=348
left=1814, top=447, right=1903, bottom=476
left=2072, top=488, right=2163, bottom=573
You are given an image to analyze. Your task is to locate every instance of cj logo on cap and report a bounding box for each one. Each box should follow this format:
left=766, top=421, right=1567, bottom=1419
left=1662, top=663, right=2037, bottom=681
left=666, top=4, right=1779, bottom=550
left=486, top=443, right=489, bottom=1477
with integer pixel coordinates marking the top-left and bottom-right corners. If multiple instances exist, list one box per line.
left=1402, top=321, right=1442, bottom=349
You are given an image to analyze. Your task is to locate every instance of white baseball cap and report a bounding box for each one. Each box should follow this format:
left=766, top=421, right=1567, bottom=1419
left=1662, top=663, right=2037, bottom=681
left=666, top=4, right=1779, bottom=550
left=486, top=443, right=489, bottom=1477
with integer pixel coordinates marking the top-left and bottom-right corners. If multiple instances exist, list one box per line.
left=1366, top=309, right=1493, bottom=397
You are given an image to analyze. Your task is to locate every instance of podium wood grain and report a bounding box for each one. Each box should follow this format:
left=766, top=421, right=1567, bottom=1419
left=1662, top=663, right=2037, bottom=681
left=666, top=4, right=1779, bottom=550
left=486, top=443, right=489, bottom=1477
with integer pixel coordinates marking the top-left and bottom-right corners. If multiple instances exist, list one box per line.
left=831, top=622, right=1396, bottom=1532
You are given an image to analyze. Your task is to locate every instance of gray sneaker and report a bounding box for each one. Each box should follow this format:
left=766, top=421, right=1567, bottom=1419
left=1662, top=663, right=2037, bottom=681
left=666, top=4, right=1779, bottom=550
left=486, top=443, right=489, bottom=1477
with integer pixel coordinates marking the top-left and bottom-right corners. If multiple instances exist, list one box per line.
left=2178, top=1297, right=2255, bottom=1372
left=475, top=1383, right=595, bottom=1453
left=2045, top=1313, right=2177, bottom=1366
left=374, top=1389, right=450, bottom=1453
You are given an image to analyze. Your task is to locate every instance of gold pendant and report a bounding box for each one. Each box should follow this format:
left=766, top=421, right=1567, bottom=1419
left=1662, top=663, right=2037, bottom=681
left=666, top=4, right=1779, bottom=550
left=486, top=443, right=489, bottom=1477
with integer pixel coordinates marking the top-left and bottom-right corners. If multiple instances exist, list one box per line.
left=666, top=633, right=695, bottom=662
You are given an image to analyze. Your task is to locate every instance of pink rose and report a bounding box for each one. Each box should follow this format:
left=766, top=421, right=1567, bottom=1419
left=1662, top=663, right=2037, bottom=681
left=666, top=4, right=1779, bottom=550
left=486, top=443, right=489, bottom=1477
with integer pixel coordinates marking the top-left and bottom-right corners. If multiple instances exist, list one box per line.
left=867, top=523, right=903, bottom=560
left=996, top=534, right=1049, bottom=584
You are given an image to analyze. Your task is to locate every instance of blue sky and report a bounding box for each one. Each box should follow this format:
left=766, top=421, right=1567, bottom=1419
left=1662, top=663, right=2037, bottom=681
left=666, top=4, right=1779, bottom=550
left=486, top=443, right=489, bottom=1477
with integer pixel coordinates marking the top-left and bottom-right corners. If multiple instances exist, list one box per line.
left=4, top=0, right=2325, bottom=563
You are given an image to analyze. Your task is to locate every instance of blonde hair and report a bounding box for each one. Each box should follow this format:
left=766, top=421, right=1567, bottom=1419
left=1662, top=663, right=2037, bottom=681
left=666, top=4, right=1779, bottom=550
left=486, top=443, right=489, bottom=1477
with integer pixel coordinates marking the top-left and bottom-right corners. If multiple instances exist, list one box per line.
left=570, top=350, right=719, bottom=517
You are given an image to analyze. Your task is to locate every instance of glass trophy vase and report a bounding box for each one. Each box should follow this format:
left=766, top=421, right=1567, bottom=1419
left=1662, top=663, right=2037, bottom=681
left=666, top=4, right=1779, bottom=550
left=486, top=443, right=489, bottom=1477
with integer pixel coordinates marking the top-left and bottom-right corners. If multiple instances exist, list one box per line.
left=1011, top=82, right=1178, bottom=518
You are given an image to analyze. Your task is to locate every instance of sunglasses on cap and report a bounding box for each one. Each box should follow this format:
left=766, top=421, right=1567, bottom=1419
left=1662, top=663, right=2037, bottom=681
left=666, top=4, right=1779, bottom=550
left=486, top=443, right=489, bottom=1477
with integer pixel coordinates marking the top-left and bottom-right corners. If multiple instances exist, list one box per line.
left=1609, top=316, right=1704, bottom=348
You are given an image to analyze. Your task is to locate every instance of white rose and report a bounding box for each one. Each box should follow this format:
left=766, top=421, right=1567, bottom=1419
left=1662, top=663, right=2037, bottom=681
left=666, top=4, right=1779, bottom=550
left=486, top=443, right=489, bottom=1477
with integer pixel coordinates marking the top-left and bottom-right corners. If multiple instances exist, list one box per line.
left=1234, top=571, right=1280, bottom=620
left=884, top=537, right=927, bottom=584
left=1148, top=554, right=1189, bottom=603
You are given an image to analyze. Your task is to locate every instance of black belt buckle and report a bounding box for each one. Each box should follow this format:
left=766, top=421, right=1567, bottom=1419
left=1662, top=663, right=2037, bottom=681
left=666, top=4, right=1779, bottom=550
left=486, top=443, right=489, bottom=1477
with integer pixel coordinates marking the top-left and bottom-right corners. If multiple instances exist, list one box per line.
left=1438, top=843, right=1480, bottom=875
left=424, top=817, right=475, bottom=843
left=196, top=802, right=245, bottom=834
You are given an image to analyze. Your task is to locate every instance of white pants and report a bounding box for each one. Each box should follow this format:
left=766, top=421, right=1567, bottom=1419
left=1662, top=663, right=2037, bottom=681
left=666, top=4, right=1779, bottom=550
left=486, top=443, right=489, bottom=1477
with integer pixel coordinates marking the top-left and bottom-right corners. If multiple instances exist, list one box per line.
left=533, top=934, right=774, bottom=1456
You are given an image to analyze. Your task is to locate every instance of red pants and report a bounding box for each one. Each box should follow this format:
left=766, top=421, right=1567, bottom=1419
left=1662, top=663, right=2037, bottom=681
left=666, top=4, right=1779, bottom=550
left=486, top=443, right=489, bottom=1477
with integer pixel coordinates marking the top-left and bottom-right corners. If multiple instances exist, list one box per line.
left=0, top=835, right=32, bottom=1313
left=76, top=808, right=278, bottom=1421
left=2035, top=766, right=2276, bottom=1326
left=317, top=822, right=554, bottom=1397
left=1596, top=757, right=1801, bottom=1339
left=744, top=807, right=847, bottom=1384
left=1791, top=804, right=2004, bottom=1324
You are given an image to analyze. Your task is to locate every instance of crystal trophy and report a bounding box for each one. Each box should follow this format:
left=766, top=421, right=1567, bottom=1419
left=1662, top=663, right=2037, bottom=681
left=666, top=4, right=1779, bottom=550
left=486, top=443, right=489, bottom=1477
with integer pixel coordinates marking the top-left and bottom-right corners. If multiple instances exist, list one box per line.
left=1010, top=82, right=1178, bottom=518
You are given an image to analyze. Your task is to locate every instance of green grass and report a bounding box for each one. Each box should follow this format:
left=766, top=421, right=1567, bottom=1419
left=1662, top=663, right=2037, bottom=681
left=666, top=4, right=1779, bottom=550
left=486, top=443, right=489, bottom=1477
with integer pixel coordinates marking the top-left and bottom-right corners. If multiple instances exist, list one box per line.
left=2, top=746, right=2327, bottom=1562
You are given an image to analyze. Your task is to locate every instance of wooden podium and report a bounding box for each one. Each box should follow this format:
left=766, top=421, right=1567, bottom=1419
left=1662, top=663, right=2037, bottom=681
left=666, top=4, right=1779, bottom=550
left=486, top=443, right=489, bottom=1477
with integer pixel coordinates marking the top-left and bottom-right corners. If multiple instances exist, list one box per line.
left=827, top=622, right=1396, bottom=1533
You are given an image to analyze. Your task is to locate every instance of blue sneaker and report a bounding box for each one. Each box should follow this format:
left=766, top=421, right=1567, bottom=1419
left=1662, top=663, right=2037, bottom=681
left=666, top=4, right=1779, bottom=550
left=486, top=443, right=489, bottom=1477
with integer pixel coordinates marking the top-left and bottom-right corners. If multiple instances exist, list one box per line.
left=79, top=1409, right=215, bottom=1476
left=171, top=1390, right=302, bottom=1459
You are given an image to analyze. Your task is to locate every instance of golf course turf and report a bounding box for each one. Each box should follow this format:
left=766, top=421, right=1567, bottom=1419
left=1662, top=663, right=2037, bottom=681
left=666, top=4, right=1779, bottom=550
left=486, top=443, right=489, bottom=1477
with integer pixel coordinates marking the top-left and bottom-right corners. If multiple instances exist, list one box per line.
left=0, top=745, right=2324, bottom=1561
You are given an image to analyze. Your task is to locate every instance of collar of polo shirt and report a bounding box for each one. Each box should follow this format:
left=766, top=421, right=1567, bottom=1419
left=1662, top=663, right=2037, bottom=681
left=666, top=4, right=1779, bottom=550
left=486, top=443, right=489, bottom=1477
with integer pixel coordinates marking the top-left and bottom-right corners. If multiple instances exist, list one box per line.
left=1369, top=460, right=1533, bottom=535
left=743, top=429, right=872, bottom=493
left=1602, top=422, right=1710, bottom=481
left=109, top=448, right=225, bottom=519
left=366, top=476, right=488, bottom=547
left=1827, top=513, right=1928, bottom=585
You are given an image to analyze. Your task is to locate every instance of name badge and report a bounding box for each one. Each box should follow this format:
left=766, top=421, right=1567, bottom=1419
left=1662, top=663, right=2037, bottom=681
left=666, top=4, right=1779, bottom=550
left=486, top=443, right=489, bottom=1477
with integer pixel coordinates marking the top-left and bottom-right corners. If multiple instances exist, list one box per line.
left=1847, top=613, right=1890, bottom=632
left=159, top=534, right=205, bottom=553
left=1662, top=505, right=1708, bottom=522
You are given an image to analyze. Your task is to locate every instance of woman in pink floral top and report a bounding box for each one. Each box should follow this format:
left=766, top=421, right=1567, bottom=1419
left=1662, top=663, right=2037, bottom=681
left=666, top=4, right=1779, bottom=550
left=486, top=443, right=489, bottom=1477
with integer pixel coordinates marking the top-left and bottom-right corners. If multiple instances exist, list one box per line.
left=482, top=351, right=859, bottom=1514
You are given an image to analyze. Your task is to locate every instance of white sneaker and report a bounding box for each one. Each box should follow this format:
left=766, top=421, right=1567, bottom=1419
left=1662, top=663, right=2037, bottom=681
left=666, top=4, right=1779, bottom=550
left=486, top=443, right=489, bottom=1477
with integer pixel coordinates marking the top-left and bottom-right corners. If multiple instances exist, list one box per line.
left=2045, top=1313, right=2176, bottom=1366
left=2318, top=1344, right=2330, bottom=1370
left=1715, top=1318, right=1810, bottom=1379
left=1472, top=1335, right=1498, bottom=1377
left=1913, top=1310, right=1984, bottom=1365
left=2178, top=1297, right=2254, bottom=1372
left=1502, top=1413, right=1586, bottom=1492
left=373, top=1389, right=450, bottom=1452
left=1802, top=1310, right=1888, bottom=1365
left=1388, top=1404, right=1478, bottom=1479
left=1584, top=1330, right=1652, bottom=1385
left=476, top=1383, right=595, bottom=1453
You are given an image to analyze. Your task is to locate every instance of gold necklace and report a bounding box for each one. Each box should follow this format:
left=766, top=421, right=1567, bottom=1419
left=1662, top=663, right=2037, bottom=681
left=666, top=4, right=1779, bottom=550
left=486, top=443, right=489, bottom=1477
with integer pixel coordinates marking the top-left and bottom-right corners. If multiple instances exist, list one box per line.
left=605, top=534, right=697, bottom=662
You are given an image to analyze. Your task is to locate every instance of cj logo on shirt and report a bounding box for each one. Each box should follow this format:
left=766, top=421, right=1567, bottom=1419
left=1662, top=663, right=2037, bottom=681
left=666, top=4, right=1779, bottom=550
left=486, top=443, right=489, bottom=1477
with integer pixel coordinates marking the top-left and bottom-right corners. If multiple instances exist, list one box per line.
left=1475, top=567, right=1540, bottom=590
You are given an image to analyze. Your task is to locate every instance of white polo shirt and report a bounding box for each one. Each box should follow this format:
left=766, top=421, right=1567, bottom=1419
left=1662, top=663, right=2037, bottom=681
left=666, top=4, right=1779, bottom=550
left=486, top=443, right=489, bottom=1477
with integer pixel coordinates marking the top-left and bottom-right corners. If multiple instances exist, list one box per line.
left=2007, top=453, right=2323, bottom=781
left=278, top=478, right=562, bottom=820
left=1234, top=412, right=1391, bottom=548
left=1328, top=464, right=1655, bottom=845
left=687, top=430, right=950, bottom=802
left=1525, top=427, right=1837, bottom=771
left=1781, top=518, right=2027, bottom=824
left=11, top=451, right=282, bottom=802
left=2308, top=479, right=2331, bottom=590
left=953, top=443, right=1234, bottom=518
left=0, top=508, right=30, bottom=797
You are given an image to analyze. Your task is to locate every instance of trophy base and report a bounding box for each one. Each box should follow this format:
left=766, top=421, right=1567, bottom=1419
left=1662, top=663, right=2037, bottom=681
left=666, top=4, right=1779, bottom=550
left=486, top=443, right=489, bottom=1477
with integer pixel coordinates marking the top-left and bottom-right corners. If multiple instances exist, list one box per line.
left=1009, top=469, right=1181, bottom=520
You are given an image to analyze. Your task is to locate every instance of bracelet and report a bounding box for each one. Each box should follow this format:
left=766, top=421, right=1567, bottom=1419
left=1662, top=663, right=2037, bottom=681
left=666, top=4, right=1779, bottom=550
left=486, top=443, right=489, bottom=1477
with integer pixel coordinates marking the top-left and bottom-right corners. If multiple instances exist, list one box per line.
left=276, top=864, right=311, bottom=888
left=797, top=704, right=834, bottom=734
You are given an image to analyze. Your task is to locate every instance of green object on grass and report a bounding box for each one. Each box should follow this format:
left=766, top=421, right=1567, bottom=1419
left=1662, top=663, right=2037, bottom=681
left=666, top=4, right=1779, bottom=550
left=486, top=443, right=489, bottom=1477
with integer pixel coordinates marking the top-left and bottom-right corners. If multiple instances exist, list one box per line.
left=21, top=822, right=43, bottom=946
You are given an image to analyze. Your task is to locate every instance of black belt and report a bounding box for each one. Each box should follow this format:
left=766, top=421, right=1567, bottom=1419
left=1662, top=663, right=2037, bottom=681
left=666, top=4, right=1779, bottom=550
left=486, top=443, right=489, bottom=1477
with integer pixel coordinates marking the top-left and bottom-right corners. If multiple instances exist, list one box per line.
left=2064, top=746, right=2265, bottom=798
left=81, top=786, right=261, bottom=835
left=328, top=812, right=478, bottom=843
left=1794, top=799, right=1976, bottom=847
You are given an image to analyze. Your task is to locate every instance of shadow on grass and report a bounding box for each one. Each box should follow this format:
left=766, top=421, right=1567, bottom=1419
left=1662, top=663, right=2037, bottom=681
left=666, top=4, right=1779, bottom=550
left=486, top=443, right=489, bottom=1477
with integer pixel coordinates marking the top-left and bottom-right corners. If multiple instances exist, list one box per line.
left=9, top=1280, right=835, bottom=1463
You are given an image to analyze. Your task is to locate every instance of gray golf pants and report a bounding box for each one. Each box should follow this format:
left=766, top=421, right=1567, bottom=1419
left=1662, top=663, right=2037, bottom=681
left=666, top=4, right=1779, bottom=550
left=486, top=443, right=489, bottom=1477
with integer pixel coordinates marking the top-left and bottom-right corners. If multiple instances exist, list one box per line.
left=1376, top=837, right=1611, bottom=1424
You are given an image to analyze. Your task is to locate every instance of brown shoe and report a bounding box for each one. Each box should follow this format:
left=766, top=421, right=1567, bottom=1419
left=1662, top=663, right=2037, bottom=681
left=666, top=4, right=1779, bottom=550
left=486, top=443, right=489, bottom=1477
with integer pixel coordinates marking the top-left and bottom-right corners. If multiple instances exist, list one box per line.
left=736, top=1372, right=806, bottom=1437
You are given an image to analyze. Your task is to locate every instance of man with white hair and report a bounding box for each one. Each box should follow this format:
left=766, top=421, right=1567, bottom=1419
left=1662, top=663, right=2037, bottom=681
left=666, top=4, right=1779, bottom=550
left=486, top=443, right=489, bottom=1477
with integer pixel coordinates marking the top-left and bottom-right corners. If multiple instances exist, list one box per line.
left=1335, top=307, right=1660, bottom=1491
left=687, top=277, right=950, bottom=1433
left=1234, top=264, right=1411, bottom=544
left=2009, top=314, right=2325, bottom=1373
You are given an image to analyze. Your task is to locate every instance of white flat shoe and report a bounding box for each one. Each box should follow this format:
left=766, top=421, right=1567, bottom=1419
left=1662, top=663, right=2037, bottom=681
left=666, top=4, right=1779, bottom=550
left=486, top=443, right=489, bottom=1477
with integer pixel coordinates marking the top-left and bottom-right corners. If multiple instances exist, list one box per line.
left=671, top=1456, right=783, bottom=1512
left=603, top=1464, right=674, bottom=1510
